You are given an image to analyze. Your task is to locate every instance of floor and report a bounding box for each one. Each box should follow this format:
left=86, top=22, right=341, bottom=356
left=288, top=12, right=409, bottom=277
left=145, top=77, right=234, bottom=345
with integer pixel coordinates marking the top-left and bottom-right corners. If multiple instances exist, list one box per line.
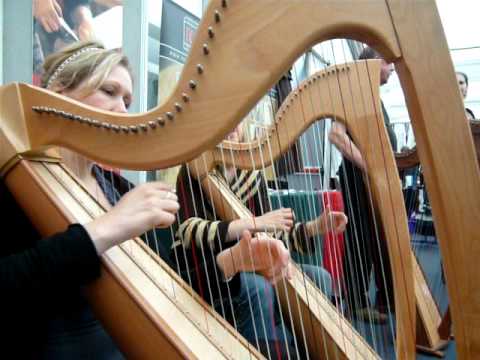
left=349, top=232, right=456, bottom=359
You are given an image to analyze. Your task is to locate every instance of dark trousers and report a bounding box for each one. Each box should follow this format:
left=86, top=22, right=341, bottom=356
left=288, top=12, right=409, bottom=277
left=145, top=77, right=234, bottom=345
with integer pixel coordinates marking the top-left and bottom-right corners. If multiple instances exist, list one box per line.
left=339, top=160, right=394, bottom=313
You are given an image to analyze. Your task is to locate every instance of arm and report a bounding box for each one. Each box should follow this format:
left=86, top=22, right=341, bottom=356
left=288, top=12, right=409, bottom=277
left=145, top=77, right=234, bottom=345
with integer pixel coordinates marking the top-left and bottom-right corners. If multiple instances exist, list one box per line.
left=0, top=224, right=99, bottom=298
left=1, top=181, right=178, bottom=301
left=328, top=122, right=367, bottom=171
left=216, top=231, right=291, bottom=285
left=33, top=0, right=63, bottom=33
left=226, top=208, right=294, bottom=241
left=304, top=208, right=348, bottom=238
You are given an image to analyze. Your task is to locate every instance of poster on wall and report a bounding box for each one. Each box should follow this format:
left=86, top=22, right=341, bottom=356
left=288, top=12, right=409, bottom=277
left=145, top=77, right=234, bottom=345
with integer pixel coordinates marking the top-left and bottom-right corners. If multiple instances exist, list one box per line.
left=155, top=0, right=199, bottom=183
left=157, top=0, right=199, bottom=106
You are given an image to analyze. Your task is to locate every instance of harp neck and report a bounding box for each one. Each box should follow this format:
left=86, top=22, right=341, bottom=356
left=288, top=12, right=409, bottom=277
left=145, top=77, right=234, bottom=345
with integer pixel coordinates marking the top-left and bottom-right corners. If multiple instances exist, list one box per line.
left=189, top=60, right=382, bottom=178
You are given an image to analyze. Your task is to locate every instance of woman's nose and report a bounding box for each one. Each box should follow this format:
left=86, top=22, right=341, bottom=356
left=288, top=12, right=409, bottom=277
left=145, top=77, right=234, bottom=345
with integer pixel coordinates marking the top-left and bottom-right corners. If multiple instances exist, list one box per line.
left=113, top=98, right=128, bottom=113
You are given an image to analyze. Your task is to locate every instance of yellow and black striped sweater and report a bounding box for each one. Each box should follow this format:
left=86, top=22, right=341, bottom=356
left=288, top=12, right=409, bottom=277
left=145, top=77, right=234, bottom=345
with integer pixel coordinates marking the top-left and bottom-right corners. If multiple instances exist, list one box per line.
left=172, top=165, right=316, bottom=305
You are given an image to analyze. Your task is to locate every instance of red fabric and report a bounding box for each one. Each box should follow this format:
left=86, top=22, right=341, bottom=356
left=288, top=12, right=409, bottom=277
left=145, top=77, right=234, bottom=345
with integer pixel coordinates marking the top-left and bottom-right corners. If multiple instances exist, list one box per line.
left=321, top=191, right=345, bottom=295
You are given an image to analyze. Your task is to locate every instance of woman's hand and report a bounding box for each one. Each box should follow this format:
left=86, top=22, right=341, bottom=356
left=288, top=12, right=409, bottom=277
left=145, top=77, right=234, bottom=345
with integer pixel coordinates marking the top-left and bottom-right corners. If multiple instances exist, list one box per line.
left=217, top=231, right=292, bottom=285
left=84, top=182, right=179, bottom=254
left=254, top=208, right=295, bottom=233
left=306, top=208, right=348, bottom=237
left=33, top=0, right=63, bottom=33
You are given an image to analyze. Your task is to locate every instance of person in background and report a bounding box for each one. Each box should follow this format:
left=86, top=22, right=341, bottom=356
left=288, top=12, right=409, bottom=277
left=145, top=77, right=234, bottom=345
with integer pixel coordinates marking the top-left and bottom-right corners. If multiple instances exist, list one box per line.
left=456, top=71, right=475, bottom=120
left=328, top=46, right=396, bottom=324
left=33, top=0, right=109, bottom=85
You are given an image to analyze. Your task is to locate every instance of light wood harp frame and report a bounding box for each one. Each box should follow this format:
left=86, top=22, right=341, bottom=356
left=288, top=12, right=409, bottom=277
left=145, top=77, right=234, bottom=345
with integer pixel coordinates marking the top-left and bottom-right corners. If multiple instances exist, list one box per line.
left=1, top=0, right=479, bottom=359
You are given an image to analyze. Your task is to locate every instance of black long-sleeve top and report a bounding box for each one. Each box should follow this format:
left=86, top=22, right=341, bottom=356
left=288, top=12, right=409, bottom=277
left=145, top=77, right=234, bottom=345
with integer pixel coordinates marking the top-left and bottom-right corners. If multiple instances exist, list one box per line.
left=0, top=178, right=101, bottom=356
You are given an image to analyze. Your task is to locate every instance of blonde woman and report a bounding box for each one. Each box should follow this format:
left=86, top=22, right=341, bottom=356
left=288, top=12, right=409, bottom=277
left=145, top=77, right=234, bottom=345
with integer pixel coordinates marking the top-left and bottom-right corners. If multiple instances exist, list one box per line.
left=173, top=123, right=347, bottom=357
left=1, top=41, right=179, bottom=358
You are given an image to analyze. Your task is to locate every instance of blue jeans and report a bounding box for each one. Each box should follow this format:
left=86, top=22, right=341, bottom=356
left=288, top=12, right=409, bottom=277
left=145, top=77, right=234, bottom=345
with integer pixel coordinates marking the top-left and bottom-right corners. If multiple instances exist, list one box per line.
left=215, top=266, right=332, bottom=358
left=300, top=263, right=333, bottom=298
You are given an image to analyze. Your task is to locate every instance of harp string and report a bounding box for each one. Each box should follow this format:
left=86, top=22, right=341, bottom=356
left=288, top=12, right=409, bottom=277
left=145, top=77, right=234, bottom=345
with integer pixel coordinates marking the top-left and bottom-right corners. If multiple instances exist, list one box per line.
left=220, top=144, right=277, bottom=358
left=324, top=40, right=380, bottom=352
left=346, top=44, right=395, bottom=355
left=265, top=66, right=323, bottom=358
left=199, top=153, right=260, bottom=358
left=244, top=129, right=299, bottom=359
left=319, top=42, right=372, bottom=349
left=340, top=42, right=389, bottom=351
left=352, top=44, right=415, bottom=358
left=363, top=51, right=417, bottom=352
left=347, top=45, right=396, bottom=353
left=287, top=52, right=344, bottom=358
left=261, top=74, right=315, bottom=359
left=257, top=123, right=312, bottom=359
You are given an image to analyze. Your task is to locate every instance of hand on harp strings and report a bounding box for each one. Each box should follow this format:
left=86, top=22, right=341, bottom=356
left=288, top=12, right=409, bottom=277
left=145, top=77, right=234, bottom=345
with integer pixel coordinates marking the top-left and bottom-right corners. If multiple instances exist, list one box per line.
left=84, top=182, right=179, bottom=254
left=217, top=230, right=292, bottom=285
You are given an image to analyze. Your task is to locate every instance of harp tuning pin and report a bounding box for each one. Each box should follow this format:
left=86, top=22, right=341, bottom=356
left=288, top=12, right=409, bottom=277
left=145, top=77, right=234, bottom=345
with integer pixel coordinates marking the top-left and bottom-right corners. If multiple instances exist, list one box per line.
left=139, top=123, right=148, bottom=132
left=129, top=125, right=139, bottom=133
left=148, top=120, right=157, bottom=129
left=111, top=124, right=121, bottom=132
left=208, top=27, right=215, bottom=39
left=174, top=103, right=183, bottom=112
left=182, top=93, right=190, bottom=102
left=102, top=122, right=112, bottom=130
left=121, top=125, right=130, bottom=133
left=196, top=64, right=204, bottom=74
left=166, top=112, right=175, bottom=121
left=189, top=80, right=197, bottom=90
left=214, top=10, right=221, bottom=23
left=156, top=117, right=165, bottom=126
left=203, top=44, right=210, bottom=55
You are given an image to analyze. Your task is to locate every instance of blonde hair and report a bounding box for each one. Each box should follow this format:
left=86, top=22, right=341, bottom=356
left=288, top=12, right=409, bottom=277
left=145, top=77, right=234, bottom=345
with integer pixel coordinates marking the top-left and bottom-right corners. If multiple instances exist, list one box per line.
left=41, top=40, right=132, bottom=96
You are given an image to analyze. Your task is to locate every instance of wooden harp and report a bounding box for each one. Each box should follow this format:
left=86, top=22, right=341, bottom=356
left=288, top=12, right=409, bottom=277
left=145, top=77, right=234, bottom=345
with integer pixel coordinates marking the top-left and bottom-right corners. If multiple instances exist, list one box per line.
left=1, top=0, right=479, bottom=359
left=188, top=58, right=414, bottom=358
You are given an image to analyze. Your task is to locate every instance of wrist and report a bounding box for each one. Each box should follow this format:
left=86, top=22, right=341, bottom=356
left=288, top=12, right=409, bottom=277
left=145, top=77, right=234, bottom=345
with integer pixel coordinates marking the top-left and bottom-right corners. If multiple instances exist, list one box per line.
left=305, top=220, right=314, bottom=237
left=216, top=246, right=237, bottom=280
left=83, top=215, right=118, bottom=255
left=84, top=219, right=109, bottom=255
